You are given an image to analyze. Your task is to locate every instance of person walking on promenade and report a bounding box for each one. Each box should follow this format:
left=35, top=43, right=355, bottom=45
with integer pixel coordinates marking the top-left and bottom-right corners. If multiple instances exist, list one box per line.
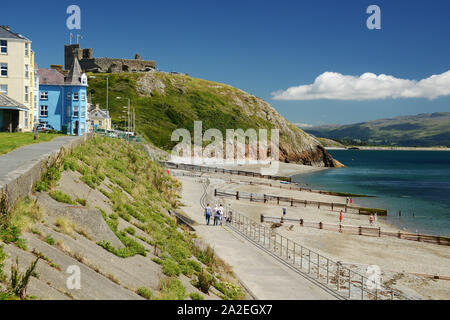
left=346, top=197, right=349, bottom=205
left=339, top=210, right=343, bottom=224
left=214, top=204, right=220, bottom=226
left=205, top=203, right=212, bottom=225
left=219, top=204, right=224, bottom=225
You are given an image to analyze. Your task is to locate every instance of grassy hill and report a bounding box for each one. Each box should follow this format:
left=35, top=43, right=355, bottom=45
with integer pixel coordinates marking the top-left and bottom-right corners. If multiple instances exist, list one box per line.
left=87, top=72, right=341, bottom=167
left=305, top=113, right=450, bottom=147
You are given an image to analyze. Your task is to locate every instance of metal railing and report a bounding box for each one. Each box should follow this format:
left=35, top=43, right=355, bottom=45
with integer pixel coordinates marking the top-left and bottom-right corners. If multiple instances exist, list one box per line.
left=225, top=211, right=410, bottom=300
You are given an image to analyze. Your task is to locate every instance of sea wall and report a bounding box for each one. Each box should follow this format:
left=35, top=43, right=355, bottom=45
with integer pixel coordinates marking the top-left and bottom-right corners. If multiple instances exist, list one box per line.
left=0, top=134, right=94, bottom=211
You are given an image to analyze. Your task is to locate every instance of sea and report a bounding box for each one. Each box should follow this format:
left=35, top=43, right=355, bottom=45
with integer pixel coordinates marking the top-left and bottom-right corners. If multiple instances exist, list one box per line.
left=292, top=150, right=450, bottom=237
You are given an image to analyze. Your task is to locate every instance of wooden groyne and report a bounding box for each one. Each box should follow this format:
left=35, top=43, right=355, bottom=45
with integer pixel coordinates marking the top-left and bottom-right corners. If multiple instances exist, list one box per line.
left=159, top=161, right=292, bottom=182
left=261, top=215, right=450, bottom=246
left=214, top=189, right=387, bottom=215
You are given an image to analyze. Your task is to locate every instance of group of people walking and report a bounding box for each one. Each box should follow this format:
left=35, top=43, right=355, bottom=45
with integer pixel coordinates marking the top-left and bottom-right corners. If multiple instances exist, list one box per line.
left=204, top=203, right=227, bottom=226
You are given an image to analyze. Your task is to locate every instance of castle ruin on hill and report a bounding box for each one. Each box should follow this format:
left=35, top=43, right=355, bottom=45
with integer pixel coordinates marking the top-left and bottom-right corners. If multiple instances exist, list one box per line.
left=64, top=44, right=156, bottom=73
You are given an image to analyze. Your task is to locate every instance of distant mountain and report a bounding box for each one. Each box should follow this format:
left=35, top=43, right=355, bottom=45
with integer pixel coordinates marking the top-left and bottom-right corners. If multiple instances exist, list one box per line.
left=305, top=112, right=450, bottom=147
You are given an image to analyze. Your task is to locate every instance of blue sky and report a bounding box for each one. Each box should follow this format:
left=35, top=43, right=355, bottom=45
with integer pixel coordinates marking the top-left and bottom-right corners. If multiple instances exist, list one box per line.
left=4, top=0, right=450, bottom=125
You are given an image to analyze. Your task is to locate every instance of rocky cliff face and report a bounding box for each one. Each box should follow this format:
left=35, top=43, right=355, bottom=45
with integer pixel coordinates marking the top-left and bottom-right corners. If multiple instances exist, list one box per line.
left=134, top=72, right=342, bottom=168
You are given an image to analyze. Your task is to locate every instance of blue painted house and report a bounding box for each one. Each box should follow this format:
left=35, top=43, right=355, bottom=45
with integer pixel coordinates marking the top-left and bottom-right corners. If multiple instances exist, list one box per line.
left=37, top=58, right=88, bottom=135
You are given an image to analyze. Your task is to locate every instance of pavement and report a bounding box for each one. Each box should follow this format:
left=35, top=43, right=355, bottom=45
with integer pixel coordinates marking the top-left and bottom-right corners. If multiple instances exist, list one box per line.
left=178, top=176, right=337, bottom=300
left=0, top=135, right=80, bottom=189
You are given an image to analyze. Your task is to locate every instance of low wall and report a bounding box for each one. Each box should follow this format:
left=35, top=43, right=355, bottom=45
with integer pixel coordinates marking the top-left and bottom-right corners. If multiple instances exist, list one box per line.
left=1, top=133, right=94, bottom=211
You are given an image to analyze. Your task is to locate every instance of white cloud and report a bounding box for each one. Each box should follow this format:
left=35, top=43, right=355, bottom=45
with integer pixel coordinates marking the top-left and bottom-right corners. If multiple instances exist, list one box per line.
left=272, top=70, right=450, bottom=101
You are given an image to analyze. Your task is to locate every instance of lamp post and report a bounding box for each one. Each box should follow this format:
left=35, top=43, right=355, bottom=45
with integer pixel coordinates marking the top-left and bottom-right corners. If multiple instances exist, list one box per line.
left=116, top=96, right=130, bottom=141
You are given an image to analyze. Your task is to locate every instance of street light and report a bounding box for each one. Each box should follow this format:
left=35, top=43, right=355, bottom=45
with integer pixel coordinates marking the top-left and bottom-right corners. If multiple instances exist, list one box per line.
left=116, top=96, right=131, bottom=141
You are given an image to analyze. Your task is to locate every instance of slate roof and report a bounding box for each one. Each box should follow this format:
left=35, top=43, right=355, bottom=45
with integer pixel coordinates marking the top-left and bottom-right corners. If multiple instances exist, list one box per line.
left=0, top=26, right=30, bottom=41
left=0, top=93, right=28, bottom=110
left=65, top=57, right=83, bottom=85
left=37, top=69, right=65, bottom=85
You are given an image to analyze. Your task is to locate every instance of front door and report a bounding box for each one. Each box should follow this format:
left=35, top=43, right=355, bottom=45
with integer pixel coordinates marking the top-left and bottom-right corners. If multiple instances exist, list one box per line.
left=74, top=120, right=79, bottom=136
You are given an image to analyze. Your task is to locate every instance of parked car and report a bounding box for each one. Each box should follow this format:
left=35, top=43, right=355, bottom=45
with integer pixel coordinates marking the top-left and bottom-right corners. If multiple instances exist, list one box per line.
left=36, top=123, right=55, bottom=132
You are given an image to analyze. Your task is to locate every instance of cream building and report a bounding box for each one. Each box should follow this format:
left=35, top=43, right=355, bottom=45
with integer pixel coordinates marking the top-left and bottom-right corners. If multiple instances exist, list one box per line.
left=88, top=103, right=112, bottom=131
left=0, top=25, right=34, bottom=132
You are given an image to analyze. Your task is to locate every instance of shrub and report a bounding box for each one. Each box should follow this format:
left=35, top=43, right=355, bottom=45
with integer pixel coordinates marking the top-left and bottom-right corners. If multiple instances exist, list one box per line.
left=0, top=226, right=27, bottom=250
left=55, top=217, right=76, bottom=236
left=76, top=198, right=87, bottom=206
left=189, top=292, right=204, bottom=300
left=0, top=245, right=6, bottom=281
left=213, top=281, right=244, bottom=300
left=194, top=270, right=213, bottom=294
left=156, top=278, right=186, bottom=300
left=124, top=226, right=136, bottom=235
left=49, top=191, right=75, bottom=205
left=45, top=236, right=55, bottom=245
left=9, top=257, right=40, bottom=300
left=136, top=286, right=153, bottom=300
left=162, top=259, right=181, bottom=277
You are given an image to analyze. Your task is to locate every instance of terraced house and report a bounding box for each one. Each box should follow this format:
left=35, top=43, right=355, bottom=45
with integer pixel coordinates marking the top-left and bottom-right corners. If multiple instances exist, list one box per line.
left=0, top=25, right=35, bottom=132
left=37, top=58, right=88, bottom=136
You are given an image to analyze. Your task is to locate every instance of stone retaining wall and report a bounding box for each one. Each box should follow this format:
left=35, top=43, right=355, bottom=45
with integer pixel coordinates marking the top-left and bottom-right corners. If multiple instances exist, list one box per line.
left=1, top=133, right=94, bottom=211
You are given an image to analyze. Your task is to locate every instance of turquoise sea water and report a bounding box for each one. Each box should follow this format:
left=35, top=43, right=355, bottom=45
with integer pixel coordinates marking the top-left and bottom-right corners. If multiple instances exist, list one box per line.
left=292, top=150, right=450, bottom=237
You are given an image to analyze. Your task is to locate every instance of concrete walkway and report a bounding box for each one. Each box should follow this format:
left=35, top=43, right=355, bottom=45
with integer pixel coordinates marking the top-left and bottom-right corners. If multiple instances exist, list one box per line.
left=0, top=136, right=79, bottom=188
left=178, top=176, right=337, bottom=300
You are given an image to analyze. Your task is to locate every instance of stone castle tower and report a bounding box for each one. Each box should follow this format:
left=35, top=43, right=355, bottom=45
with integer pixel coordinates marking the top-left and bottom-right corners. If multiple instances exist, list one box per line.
left=64, top=44, right=156, bottom=73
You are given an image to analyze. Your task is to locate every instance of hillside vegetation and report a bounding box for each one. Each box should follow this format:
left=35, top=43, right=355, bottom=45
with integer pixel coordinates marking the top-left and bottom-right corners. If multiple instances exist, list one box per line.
left=0, top=137, right=246, bottom=300
left=306, top=112, right=450, bottom=147
left=87, top=72, right=341, bottom=167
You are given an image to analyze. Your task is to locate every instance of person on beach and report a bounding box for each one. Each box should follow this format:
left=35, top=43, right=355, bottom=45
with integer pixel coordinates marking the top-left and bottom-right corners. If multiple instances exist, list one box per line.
left=283, top=207, right=287, bottom=217
left=374, top=213, right=377, bottom=225
left=369, top=214, right=374, bottom=225
left=346, top=197, right=349, bottom=205
left=205, top=204, right=212, bottom=225
left=339, top=210, right=343, bottom=224
left=350, top=198, right=353, bottom=204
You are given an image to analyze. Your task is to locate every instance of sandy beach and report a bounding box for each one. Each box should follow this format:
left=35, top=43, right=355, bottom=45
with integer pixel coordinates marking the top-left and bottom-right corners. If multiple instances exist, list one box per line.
left=173, top=163, right=450, bottom=300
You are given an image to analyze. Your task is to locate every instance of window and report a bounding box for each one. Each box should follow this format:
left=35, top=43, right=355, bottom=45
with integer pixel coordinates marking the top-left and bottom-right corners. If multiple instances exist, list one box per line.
left=40, top=105, right=48, bottom=117
left=24, top=111, right=28, bottom=128
left=81, top=106, right=85, bottom=118
left=0, top=84, right=7, bottom=95
left=40, top=91, right=48, bottom=100
left=80, top=122, right=85, bottom=134
left=0, top=63, right=7, bottom=77
left=25, top=43, right=29, bottom=56
left=81, top=92, right=86, bottom=101
left=99, top=120, right=102, bottom=126
left=73, top=106, right=79, bottom=117
left=25, top=86, right=29, bottom=102
left=67, top=92, right=71, bottom=100
left=73, top=92, right=79, bottom=101
left=0, top=40, right=7, bottom=54
left=25, top=65, right=29, bottom=79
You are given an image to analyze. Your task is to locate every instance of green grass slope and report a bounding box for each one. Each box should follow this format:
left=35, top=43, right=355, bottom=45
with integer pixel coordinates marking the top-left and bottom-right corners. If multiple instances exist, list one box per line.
left=87, top=72, right=340, bottom=167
